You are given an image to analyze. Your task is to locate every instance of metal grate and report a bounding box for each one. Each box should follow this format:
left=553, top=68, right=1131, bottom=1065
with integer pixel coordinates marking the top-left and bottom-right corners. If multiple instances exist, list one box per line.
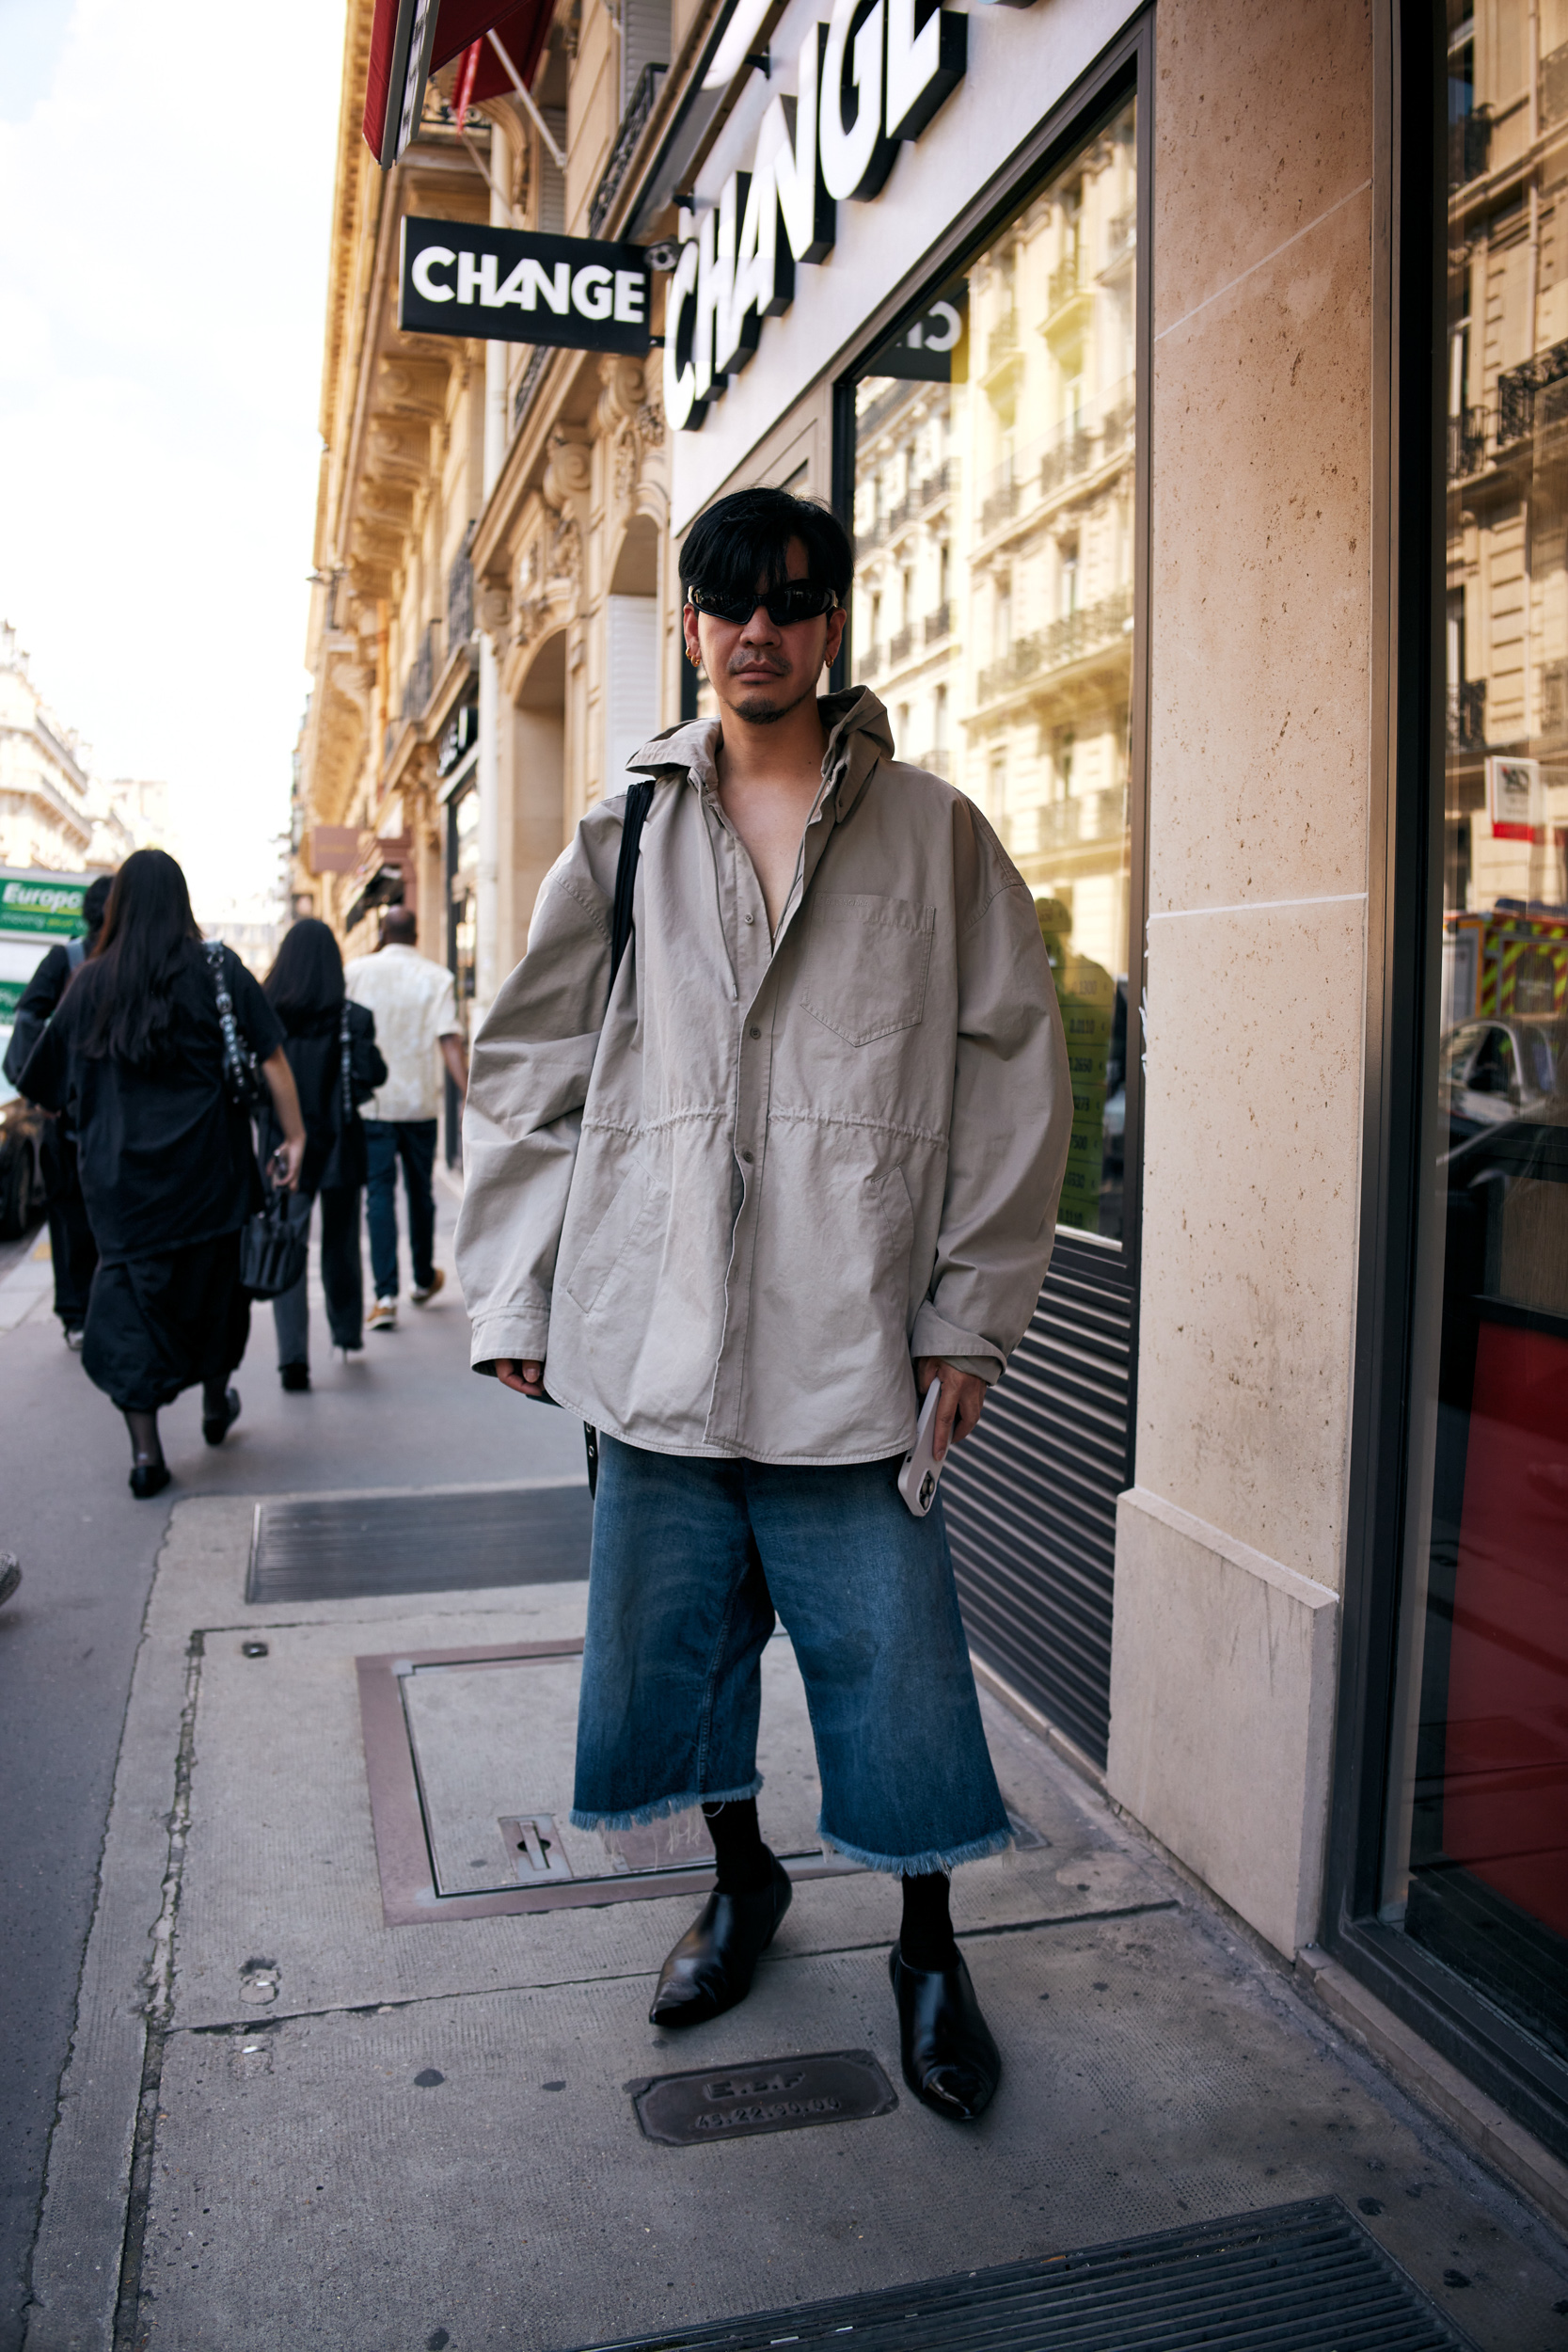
left=576, top=2199, right=1476, bottom=2352
left=245, top=1484, right=592, bottom=1603
left=942, top=1232, right=1132, bottom=1767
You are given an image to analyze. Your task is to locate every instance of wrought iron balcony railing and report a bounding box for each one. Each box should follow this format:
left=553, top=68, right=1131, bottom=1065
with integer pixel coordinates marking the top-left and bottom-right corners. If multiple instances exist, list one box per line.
left=888, top=623, right=914, bottom=666
left=447, top=523, right=476, bottom=649
left=1446, top=678, right=1486, bottom=753
left=1446, top=408, right=1486, bottom=479
left=976, top=584, right=1132, bottom=706
left=924, top=601, right=950, bottom=644
left=589, top=63, right=667, bottom=236
left=1449, top=108, right=1491, bottom=188
left=402, top=622, right=437, bottom=723
left=1497, top=336, right=1568, bottom=444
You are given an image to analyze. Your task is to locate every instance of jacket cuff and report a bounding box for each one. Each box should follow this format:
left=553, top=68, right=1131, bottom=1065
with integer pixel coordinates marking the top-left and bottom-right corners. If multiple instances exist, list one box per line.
left=910, top=1305, right=1006, bottom=1383
left=469, top=1311, right=551, bottom=1376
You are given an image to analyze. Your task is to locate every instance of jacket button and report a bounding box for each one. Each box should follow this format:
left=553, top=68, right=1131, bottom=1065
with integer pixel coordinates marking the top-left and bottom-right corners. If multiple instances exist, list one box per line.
left=740, top=1148, right=753, bottom=1163
left=748, top=1025, right=761, bottom=1040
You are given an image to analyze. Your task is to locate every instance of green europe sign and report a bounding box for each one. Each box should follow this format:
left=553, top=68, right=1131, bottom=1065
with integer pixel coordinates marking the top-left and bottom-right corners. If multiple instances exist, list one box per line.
left=0, top=876, right=89, bottom=939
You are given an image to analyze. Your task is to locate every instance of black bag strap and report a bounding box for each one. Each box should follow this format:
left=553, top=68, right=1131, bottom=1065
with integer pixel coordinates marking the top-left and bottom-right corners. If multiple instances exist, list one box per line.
left=609, top=780, right=655, bottom=995
left=340, top=998, right=354, bottom=1122
left=583, top=778, right=656, bottom=1502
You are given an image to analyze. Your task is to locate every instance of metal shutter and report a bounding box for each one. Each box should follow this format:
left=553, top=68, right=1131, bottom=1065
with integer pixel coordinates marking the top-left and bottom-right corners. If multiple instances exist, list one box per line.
left=942, top=1232, right=1133, bottom=1767
left=621, top=0, right=669, bottom=114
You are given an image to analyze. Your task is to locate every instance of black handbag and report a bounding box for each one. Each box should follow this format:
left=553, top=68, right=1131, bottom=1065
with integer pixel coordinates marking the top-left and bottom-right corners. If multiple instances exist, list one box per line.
left=204, top=942, right=269, bottom=1111
left=240, top=1181, right=309, bottom=1300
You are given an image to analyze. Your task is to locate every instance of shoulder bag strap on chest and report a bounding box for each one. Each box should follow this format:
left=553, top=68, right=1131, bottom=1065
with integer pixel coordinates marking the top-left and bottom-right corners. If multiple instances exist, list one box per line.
left=609, top=780, right=655, bottom=994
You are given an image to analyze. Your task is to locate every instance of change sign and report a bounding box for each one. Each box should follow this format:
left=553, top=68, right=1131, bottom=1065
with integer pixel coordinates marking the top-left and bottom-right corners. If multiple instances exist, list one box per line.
left=399, top=218, right=651, bottom=355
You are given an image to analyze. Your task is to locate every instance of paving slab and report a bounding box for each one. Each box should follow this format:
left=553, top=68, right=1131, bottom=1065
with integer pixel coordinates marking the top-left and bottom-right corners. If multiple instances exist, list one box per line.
left=25, top=1483, right=1568, bottom=2352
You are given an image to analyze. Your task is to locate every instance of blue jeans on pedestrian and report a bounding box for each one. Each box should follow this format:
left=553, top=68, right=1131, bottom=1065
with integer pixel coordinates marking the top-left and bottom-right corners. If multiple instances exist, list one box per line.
left=571, top=1436, right=1013, bottom=1876
left=363, top=1119, right=436, bottom=1300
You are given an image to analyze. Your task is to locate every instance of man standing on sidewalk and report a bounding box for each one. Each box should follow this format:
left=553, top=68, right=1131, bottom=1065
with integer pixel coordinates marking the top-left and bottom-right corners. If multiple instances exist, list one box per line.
left=345, top=906, right=467, bottom=1331
left=457, top=486, right=1069, bottom=2122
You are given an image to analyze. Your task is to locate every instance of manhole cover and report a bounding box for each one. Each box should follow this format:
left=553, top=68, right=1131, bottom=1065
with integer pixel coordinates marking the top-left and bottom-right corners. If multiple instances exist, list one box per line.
left=572, top=2197, right=1479, bottom=2349
left=246, top=1483, right=592, bottom=1603
left=626, top=2050, right=896, bottom=2147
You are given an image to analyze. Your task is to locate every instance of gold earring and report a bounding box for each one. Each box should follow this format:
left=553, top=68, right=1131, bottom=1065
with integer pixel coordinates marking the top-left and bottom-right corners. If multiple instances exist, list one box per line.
left=688, top=649, right=702, bottom=670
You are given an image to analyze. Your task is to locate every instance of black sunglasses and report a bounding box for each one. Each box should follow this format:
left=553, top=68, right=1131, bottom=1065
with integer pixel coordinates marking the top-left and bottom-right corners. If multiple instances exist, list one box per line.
left=688, top=580, right=840, bottom=627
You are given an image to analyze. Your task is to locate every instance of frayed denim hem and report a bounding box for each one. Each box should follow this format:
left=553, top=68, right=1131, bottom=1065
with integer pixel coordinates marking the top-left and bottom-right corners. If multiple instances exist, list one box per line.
left=816, top=1820, right=1014, bottom=1877
left=569, top=1774, right=764, bottom=1834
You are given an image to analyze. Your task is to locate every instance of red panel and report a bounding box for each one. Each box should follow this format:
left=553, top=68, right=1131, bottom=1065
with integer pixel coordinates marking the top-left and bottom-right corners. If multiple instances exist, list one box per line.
left=363, top=0, right=404, bottom=158
left=1443, top=1319, right=1568, bottom=1937
left=432, top=0, right=551, bottom=87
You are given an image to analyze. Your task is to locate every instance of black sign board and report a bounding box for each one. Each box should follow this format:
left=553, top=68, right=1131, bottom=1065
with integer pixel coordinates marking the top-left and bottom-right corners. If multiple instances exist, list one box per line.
left=626, top=2049, right=897, bottom=2146
left=399, top=216, right=652, bottom=355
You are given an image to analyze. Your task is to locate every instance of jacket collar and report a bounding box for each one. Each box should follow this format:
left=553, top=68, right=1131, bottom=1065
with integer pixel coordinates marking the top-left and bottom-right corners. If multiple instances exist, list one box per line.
left=626, top=685, right=894, bottom=822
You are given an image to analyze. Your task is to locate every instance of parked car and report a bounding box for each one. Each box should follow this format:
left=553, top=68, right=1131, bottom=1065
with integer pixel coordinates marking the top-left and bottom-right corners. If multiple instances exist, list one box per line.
left=1438, top=1016, right=1561, bottom=1150
left=0, top=1028, right=48, bottom=1240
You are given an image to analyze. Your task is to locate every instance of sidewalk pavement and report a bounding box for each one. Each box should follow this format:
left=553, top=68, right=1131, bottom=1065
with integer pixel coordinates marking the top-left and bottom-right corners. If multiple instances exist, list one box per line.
left=0, top=1174, right=579, bottom=2352
left=24, top=1543, right=1568, bottom=2342
left=8, top=1190, right=1568, bottom=2350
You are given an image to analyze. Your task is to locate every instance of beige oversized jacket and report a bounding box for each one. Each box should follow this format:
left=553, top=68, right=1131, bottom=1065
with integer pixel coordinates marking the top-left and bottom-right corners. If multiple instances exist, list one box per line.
left=455, top=689, right=1071, bottom=1464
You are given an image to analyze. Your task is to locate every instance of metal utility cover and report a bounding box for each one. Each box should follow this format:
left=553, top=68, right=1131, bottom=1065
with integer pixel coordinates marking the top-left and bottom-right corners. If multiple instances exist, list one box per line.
left=246, top=1483, right=592, bottom=1603
left=358, top=1634, right=860, bottom=1924
left=627, top=2050, right=897, bottom=2147
left=573, top=2198, right=1480, bottom=2350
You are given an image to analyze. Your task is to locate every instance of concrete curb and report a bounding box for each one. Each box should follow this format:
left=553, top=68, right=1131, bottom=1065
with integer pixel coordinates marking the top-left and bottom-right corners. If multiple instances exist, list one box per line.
left=23, top=1528, right=193, bottom=2351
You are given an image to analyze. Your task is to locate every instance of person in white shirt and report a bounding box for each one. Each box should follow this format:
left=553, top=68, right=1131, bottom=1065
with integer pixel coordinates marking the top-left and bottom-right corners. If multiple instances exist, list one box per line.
left=343, top=907, right=467, bottom=1329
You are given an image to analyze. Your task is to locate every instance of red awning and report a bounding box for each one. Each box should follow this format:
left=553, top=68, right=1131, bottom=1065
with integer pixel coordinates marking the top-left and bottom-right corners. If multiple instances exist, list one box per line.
left=363, top=0, right=552, bottom=163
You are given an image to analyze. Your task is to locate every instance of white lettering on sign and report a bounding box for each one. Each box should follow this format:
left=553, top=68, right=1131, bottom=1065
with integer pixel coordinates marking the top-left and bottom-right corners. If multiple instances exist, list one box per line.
left=411, top=245, right=455, bottom=302
left=664, top=0, right=967, bottom=429
left=573, top=262, right=614, bottom=319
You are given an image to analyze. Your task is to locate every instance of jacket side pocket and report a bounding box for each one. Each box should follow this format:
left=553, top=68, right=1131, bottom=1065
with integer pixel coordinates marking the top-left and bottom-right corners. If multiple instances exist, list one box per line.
left=561, top=1161, right=668, bottom=1314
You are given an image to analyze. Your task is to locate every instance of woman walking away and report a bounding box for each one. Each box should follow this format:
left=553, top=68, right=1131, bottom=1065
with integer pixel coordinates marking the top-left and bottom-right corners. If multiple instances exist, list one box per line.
left=261, top=917, right=386, bottom=1389
left=20, top=850, right=305, bottom=1497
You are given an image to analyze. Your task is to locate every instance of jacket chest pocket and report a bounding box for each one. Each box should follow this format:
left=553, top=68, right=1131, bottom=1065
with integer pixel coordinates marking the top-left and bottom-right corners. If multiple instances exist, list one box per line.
left=798, top=893, right=936, bottom=1047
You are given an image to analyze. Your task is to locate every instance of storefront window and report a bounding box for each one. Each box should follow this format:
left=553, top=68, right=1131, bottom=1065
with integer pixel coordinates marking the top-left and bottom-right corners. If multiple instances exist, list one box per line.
left=849, top=97, right=1136, bottom=1238
left=1382, top=0, right=1568, bottom=2067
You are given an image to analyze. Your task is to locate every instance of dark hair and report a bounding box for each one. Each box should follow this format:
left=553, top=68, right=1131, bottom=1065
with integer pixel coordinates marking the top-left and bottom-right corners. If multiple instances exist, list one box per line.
left=83, top=875, right=113, bottom=941
left=264, top=916, right=345, bottom=1027
left=80, top=849, right=202, bottom=1068
left=380, top=905, right=417, bottom=946
left=678, top=487, right=852, bottom=610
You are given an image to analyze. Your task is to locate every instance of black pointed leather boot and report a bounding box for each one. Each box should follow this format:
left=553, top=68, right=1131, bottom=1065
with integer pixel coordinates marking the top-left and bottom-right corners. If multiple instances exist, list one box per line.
left=889, top=1943, right=1002, bottom=2121
left=649, top=1854, right=792, bottom=2027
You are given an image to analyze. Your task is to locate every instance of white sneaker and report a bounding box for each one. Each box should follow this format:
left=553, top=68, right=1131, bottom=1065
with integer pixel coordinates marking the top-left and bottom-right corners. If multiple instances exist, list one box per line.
left=411, top=1268, right=445, bottom=1306
left=368, top=1297, right=398, bottom=1331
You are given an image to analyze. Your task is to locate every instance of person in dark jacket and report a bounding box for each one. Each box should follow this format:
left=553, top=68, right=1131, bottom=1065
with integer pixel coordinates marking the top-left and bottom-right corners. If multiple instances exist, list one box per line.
left=21, top=850, right=305, bottom=1497
left=3, top=872, right=113, bottom=1344
left=259, top=918, right=386, bottom=1389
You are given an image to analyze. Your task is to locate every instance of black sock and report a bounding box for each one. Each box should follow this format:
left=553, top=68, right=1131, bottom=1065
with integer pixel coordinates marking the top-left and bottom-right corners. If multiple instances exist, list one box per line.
left=899, top=1870, right=959, bottom=1970
left=124, top=1408, right=163, bottom=1468
left=702, top=1798, right=774, bottom=1895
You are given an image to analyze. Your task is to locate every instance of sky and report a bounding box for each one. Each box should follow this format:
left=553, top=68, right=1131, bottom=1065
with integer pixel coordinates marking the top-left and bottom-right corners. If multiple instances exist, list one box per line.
left=0, top=0, right=347, bottom=919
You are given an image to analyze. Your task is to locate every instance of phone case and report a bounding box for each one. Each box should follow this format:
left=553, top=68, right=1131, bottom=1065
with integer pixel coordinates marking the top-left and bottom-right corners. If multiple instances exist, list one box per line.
left=897, top=1380, right=945, bottom=1518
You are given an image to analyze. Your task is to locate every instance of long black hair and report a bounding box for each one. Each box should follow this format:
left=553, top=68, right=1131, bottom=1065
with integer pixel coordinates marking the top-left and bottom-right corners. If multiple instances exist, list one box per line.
left=81, top=849, right=202, bottom=1068
left=265, top=916, right=346, bottom=1028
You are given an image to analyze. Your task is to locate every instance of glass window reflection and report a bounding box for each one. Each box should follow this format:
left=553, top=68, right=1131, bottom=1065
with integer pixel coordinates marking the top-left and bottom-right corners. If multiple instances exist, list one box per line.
left=849, top=97, right=1137, bottom=1241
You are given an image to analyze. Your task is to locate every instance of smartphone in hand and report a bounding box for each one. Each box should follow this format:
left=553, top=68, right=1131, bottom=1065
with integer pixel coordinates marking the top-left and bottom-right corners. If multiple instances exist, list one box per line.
left=897, top=1379, right=945, bottom=1518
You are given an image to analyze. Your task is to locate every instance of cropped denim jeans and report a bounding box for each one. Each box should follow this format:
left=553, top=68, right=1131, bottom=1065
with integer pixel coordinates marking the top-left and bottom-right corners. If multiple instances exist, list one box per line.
left=570, top=1436, right=1012, bottom=1876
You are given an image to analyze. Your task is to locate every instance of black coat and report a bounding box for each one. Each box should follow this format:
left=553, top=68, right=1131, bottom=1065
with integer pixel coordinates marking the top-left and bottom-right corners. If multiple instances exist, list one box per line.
left=261, top=1000, right=387, bottom=1195
left=20, top=942, right=286, bottom=1265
